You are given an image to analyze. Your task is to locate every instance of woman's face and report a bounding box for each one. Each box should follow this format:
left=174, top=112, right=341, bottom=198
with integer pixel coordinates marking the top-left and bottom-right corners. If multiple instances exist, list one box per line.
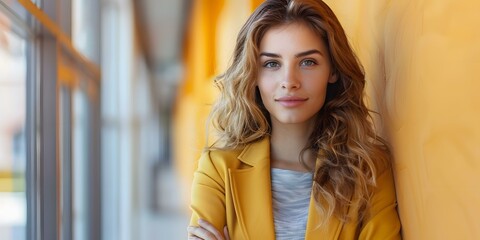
left=256, top=22, right=337, bottom=127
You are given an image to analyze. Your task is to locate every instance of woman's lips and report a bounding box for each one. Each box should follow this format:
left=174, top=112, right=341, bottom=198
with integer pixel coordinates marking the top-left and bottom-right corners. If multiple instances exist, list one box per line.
left=275, top=96, right=308, bottom=107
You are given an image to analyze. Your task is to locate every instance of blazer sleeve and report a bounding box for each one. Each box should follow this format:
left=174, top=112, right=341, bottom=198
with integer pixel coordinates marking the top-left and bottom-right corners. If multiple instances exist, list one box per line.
left=358, top=164, right=402, bottom=240
left=189, top=151, right=227, bottom=232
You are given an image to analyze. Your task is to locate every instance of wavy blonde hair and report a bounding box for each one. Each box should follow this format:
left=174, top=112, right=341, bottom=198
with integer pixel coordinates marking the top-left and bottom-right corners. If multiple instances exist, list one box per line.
left=208, top=0, right=391, bottom=226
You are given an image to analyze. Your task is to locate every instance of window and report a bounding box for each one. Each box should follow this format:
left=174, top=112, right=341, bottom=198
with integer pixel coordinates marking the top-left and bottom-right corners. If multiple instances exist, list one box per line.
left=1, top=0, right=101, bottom=239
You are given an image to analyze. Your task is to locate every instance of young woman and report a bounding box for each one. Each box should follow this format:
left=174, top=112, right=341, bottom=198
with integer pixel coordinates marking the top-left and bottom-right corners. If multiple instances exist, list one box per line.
left=187, top=0, right=401, bottom=239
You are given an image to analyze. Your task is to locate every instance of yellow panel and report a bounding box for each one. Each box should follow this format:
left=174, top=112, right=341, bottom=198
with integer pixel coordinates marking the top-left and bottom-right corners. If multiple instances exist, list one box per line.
left=0, top=171, right=13, bottom=192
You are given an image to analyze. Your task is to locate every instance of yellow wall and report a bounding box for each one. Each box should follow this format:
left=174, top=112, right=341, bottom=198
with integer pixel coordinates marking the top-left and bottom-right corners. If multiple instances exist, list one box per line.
left=176, top=0, right=480, bottom=238
left=173, top=0, right=262, bottom=212
left=325, top=0, right=480, bottom=238
left=173, top=0, right=222, bottom=212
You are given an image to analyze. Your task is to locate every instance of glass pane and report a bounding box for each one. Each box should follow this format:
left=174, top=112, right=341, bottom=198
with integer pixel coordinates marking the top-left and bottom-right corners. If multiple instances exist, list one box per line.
left=72, top=87, right=89, bottom=240
left=0, top=8, right=27, bottom=240
left=72, top=0, right=99, bottom=63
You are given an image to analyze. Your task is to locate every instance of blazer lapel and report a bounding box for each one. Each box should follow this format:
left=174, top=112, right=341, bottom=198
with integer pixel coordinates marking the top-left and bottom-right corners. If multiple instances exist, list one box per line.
left=305, top=158, right=344, bottom=239
left=304, top=192, right=343, bottom=239
left=228, top=137, right=276, bottom=239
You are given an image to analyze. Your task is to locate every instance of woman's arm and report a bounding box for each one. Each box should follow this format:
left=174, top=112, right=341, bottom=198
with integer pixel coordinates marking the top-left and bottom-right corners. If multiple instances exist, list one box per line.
left=358, top=164, right=402, bottom=239
left=187, top=220, right=229, bottom=240
left=189, top=151, right=228, bottom=234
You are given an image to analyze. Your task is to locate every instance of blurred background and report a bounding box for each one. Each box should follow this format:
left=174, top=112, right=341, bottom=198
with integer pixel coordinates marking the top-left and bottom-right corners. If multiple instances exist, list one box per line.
left=0, top=0, right=479, bottom=239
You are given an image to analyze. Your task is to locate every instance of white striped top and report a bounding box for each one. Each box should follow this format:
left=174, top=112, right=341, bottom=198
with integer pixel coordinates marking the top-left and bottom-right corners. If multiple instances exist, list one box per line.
left=271, top=168, right=313, bottom=240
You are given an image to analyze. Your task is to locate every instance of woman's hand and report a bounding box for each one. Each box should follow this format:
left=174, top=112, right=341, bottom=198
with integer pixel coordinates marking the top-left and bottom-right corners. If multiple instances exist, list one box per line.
left=187, top=219, right=230, bottom=240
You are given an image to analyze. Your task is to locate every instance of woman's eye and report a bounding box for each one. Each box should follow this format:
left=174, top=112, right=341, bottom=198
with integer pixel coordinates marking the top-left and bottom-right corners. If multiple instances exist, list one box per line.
left=301, top=59, right=317, bottom=67
left=264, top=61, right=280, bottom=68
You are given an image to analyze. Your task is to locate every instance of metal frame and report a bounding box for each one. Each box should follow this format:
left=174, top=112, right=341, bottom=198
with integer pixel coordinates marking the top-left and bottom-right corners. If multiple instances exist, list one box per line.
left=26, top=11, right=40, bottom=240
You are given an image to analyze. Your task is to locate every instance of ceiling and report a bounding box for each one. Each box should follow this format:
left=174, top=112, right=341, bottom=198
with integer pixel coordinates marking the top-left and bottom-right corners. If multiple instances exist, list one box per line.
left=134, top=0, right=191, bottom=108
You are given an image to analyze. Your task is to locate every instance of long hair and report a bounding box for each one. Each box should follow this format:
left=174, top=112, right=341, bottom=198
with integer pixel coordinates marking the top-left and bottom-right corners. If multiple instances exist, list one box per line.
left=208, top=0, right=390, bottom=226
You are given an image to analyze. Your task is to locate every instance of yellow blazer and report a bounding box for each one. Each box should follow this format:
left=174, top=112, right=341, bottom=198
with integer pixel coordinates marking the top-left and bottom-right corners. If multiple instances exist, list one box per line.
left=190, top=137, right=401, bottom=239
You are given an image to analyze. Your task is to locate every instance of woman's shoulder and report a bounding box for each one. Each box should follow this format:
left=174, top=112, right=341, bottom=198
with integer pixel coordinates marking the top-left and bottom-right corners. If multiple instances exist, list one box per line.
left=364, top=139, right=393, bottom=178
left=373, top=151, right=393, bottom=177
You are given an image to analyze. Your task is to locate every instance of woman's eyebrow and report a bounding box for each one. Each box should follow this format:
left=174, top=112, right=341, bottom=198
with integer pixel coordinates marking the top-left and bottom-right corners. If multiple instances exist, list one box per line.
left=259, top=52, right=280, bottom=58
left=259, top=49, right=324, bottom=58
left=295, top=49, right=323, bottom=58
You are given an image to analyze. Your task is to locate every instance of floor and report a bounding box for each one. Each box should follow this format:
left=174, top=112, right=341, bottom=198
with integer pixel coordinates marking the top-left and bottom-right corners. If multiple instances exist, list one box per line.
left=144, top=166, right=190, bottom=240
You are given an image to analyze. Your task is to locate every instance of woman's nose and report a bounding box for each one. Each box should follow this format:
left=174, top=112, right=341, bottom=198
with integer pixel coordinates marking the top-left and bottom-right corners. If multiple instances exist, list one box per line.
left=281, top=68, right=300, bottom=89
